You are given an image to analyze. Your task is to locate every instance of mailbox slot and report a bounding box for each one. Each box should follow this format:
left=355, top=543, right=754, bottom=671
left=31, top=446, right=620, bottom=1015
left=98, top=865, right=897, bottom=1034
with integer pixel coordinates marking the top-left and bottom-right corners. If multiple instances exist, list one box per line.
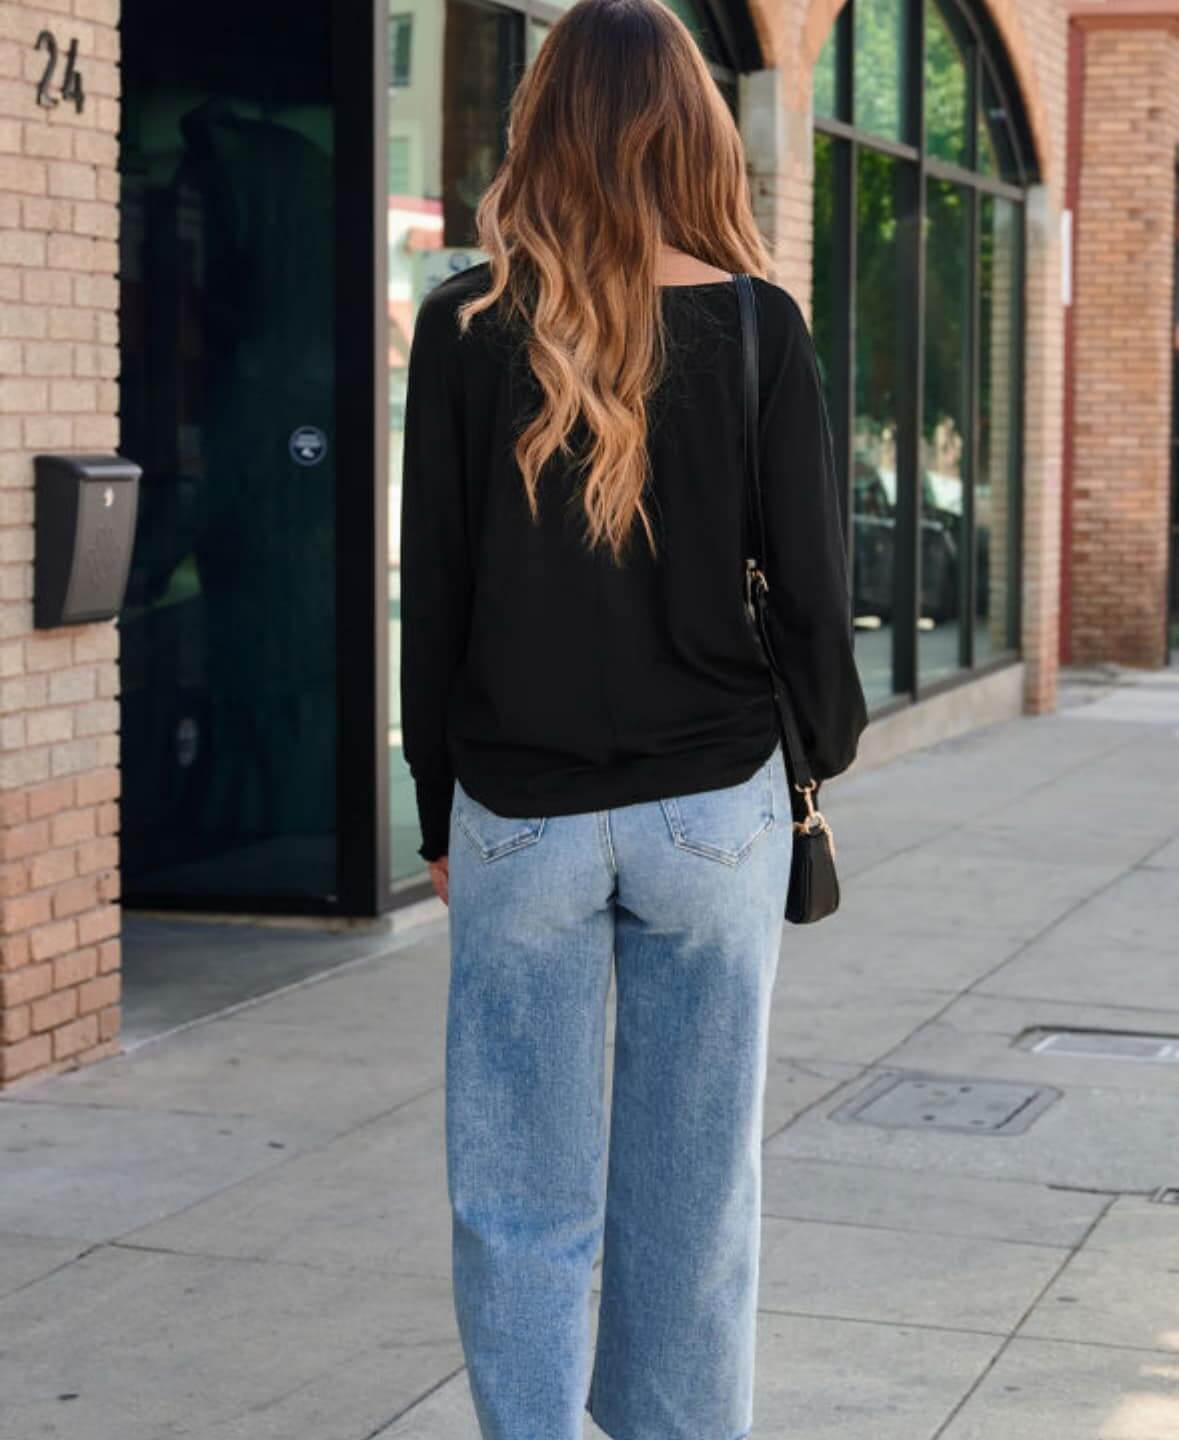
left=34, top=453, right=142, bottom=628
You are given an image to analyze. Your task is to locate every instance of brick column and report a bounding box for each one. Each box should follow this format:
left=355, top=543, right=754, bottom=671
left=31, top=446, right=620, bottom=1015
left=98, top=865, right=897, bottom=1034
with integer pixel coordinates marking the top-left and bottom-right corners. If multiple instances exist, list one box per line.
left=1, top=0, right=123, bottom=1087
left=1021, top=182, right=1066, bottom=712
left=1067, top=16, right=1179, bottom=668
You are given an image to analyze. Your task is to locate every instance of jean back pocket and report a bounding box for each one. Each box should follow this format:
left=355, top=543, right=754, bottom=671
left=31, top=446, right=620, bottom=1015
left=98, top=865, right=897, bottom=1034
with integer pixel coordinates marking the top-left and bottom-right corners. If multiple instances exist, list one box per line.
left=659, top=751, right=777, bottom=866
left=453, top=779, right=546, bottom=862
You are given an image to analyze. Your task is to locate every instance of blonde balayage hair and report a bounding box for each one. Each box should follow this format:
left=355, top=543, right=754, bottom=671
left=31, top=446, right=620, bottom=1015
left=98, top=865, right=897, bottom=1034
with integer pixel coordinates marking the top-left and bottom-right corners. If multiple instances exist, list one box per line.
left=456, top=0, right=775, bottom=565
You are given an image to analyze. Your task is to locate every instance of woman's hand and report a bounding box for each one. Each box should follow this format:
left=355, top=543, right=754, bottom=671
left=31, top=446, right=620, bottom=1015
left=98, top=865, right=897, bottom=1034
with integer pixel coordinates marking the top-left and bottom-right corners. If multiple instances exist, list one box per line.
left=428, top=856, right=449, bottom=906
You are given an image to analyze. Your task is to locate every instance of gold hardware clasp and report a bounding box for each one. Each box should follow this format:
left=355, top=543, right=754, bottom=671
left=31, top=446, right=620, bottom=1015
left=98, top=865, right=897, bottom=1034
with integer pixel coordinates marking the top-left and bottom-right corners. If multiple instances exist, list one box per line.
left=791, top=780, right=835, bottom=856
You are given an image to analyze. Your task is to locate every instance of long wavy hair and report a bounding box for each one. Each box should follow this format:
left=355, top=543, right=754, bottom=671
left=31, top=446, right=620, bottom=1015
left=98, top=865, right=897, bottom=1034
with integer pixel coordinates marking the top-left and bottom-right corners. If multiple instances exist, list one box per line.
left=455, top=0, right=774, bottom=565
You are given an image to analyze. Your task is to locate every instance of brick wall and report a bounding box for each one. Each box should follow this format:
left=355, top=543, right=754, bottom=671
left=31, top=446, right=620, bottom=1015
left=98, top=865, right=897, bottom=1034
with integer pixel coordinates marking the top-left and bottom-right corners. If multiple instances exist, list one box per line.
left=1067, top=17, right=1178, bottom=667
left=0, top=0, right=123, bottom=1087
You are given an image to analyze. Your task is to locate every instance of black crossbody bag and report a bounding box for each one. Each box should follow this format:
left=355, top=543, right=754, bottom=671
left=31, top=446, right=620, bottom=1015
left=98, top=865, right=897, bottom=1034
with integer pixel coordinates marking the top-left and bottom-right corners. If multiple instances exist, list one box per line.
left=733, top=272, right=841, bottom=924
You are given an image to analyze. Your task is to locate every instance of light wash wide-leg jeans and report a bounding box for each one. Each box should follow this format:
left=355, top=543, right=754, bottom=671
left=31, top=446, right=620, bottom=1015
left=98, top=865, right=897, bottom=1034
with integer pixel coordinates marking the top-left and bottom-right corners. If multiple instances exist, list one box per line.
left=445, top=740, right=793, bottom=1440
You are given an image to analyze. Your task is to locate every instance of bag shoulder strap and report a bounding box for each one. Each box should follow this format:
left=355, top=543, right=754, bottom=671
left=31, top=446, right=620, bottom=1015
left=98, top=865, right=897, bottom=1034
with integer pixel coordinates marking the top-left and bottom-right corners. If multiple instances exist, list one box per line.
left=734, top=272, right=766, bottom=568
left=733, top=272, right=816, bottom=795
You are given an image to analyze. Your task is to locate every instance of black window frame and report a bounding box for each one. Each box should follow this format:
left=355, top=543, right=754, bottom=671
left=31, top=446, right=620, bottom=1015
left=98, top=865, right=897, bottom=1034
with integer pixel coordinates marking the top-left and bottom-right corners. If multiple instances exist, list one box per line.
left=813, top=0, right=1036, bottom=718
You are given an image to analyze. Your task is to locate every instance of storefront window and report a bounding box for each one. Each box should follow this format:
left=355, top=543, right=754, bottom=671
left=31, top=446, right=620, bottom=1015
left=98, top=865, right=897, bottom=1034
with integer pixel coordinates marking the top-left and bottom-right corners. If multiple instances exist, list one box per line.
left=813, top=0, right=1029, bottom=702
left=924, top=0, right=971, bottom=168
left=853, top=148, right=907, bottom=705
left=920, top=177, right=971, bottom=683
left=854, top=0, right=911, bottom=143
left=813, top=32, right=838, bottom=121
left=977, top=61, right=1023, bottom=184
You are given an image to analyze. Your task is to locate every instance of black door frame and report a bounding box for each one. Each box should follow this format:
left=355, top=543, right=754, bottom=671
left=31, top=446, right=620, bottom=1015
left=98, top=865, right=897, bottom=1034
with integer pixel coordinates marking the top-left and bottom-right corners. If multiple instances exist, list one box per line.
left=335, top=1, right=392, bottom=917
left=115, top=2, right=392, bottom=920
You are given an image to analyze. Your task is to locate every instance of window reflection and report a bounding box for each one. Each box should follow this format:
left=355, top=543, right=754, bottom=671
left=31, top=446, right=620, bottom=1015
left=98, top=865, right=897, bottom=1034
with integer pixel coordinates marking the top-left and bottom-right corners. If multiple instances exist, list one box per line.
left=920, top=176, right=971, bottom=682
left=852, top=148, right=906, bottom=704
left=387, top=0, right=511, bottom=889
left=814, top=22, right=839, bottom=120
left=813, top=0, right=1026, bottom=709
left=118, top=5, right=338, bottom=903
left=854, top=0, right=910, bottom=142
left=812, top=132, right=840, bottom=385
left=977, top=61, right=1021, bottom=183
left=925, top=0, right=971, bottom=168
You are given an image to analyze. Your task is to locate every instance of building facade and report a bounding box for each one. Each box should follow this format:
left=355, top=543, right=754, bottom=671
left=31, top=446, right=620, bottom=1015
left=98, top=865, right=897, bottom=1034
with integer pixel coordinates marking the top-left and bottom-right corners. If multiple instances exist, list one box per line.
left=0, top=0, right=1175, bottom=1086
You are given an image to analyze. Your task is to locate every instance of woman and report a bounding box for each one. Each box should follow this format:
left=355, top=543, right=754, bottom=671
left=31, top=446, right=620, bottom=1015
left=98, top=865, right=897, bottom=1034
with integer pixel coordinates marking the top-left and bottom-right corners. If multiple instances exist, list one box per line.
left=400, top=1, right=868, bottom=1435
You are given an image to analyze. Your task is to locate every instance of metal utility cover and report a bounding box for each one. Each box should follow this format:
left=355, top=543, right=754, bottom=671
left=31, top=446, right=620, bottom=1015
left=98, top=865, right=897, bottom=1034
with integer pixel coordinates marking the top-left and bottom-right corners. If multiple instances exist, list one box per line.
left=831, top=1072, right=1061, bottom=1136
left=1020, top=1028, right=1179, bottom=1063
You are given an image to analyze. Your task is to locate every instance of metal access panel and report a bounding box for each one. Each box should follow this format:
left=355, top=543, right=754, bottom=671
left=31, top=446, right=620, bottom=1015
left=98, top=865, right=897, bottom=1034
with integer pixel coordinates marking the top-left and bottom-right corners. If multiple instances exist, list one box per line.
left=831, top=1072, right=1062, bottom=1136
left=1019, top=1028, right=1179, bottom=1063
left=34, top=453, right=141, bottom=627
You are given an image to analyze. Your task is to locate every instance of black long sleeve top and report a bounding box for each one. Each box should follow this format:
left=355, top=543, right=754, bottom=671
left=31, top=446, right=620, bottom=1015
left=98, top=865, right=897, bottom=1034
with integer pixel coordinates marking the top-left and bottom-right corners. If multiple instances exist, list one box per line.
left=399, top=261, right=869, bottom=862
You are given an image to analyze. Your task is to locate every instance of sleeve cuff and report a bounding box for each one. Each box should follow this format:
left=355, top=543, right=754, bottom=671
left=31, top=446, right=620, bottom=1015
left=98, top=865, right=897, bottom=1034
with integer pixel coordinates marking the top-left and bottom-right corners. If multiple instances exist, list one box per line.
left=414, top=775, right=455, bottom=862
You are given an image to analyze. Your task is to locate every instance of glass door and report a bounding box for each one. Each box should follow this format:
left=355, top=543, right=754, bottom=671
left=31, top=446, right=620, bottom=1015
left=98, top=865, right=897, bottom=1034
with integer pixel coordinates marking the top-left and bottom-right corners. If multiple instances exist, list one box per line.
left=118, top=0, right=338, bottom=907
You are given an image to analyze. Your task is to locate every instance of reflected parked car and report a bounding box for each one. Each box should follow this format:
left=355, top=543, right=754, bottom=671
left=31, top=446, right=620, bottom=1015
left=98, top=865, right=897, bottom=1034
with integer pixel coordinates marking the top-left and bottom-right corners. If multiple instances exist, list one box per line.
left=851, top=460, right=970, bottom=625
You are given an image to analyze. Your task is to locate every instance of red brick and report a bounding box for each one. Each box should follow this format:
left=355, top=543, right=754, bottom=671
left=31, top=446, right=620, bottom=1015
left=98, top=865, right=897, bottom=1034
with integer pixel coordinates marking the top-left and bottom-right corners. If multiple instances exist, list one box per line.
left=1, top=890, right=51, bottom=934
left=0, top=819, right=48, bottom=862
left=28, top=846, right=75, bottom=889
left=76, top=836, right=117, bottom=875
left=52, top=874, right=99, bottom=919
left=0, top=789, right=27, bottom=826
left=26, top=777, right=74, bottom=820
left=52, top=947, right=98, bottom=990
left=0, top=1032, right=52, bottom=1082
left=0, top=862, right=26, bottom=899
left=0, top=962, right=53, bottom=1008
left=0, top=1003, right=29, bottom=1043
left=77, top=904, right=118, bottom=946
left=78, top=972, right=119, bottom=1015
left=31, top=986, right=78, bottom=1033
left=28, top=917, right=77, bottom=963
left=52, top=1012, right=99, bottom=1061
left=50, top=808, right=97, bottom=848
left=75, top=768, right=118, bottom=806
left=0, top=934, right=30, bottom=972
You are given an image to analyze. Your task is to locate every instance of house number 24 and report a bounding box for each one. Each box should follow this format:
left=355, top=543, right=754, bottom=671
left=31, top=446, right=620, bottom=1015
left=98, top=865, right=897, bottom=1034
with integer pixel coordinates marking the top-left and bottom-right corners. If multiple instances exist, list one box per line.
left=35, top=31, right=85, bottom=114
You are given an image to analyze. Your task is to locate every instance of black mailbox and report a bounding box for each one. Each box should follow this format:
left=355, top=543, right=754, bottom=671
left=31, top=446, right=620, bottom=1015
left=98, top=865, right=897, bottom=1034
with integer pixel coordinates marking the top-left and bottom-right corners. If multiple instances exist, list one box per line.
left=34, top=453, right=141, bottom=629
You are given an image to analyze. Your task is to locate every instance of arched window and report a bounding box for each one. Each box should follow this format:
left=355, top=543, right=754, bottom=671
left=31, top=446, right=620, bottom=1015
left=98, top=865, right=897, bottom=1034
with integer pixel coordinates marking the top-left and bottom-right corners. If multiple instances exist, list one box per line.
left=812, top=0, right=1035, bottom=708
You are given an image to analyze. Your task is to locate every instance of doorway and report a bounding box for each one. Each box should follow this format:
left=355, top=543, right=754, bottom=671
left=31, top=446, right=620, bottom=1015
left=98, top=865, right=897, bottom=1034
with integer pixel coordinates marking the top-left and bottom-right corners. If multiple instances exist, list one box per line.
left=117, top=2, right=388, bottom=914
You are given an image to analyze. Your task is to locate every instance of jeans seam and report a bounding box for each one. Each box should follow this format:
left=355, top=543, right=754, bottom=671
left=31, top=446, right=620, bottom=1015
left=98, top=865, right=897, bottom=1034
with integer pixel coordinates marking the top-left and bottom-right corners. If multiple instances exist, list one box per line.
left=597, top=809, right=618, bottom=878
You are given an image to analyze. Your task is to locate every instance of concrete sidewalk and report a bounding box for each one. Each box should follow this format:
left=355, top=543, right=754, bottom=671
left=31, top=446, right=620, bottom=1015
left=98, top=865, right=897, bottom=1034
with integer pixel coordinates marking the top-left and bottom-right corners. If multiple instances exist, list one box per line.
left=2, top=662, right=1178, bottom=1440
